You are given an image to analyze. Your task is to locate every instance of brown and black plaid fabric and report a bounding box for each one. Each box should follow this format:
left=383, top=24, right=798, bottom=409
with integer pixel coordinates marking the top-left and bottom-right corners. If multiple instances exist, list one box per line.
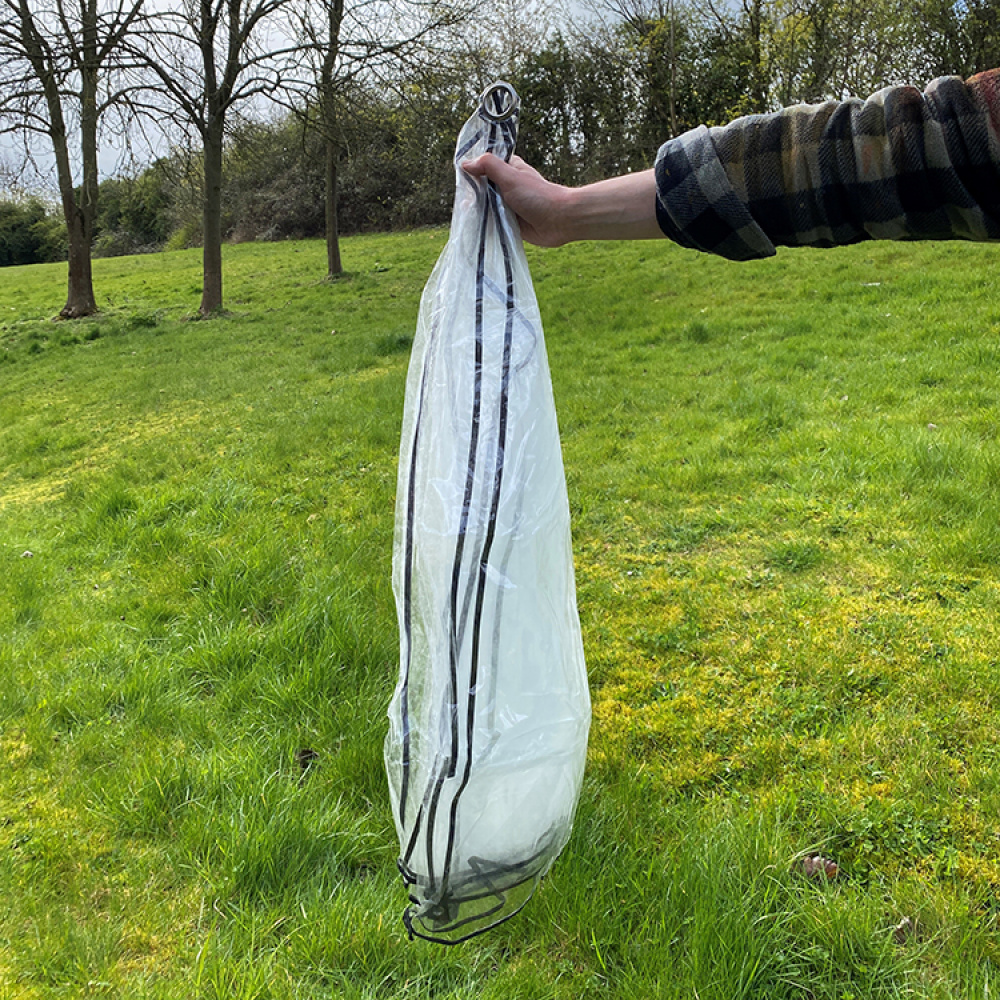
left=654, top=70, right=1000, bottom=260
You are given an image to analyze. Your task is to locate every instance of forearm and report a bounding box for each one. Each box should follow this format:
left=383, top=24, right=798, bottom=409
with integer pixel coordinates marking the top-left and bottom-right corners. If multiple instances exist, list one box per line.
left=556, top=170, right=663, bottom=243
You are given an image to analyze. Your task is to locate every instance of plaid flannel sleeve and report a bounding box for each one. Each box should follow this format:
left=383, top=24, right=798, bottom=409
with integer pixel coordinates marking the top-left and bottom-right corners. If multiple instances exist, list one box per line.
left=654, top=70, right=1000, bottom=260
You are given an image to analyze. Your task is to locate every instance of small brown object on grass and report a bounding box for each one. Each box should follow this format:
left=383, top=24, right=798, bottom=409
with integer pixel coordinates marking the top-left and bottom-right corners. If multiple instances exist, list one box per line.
left=798, top=854, right=839, bottom=880
left=892, top=916, right=916, bottom=944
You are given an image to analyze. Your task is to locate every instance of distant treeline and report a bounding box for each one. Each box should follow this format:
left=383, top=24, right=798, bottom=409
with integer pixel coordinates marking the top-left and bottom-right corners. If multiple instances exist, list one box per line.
left=0, top=199, right=67, bottom=266
left=4, top=0, right=998, bottom=267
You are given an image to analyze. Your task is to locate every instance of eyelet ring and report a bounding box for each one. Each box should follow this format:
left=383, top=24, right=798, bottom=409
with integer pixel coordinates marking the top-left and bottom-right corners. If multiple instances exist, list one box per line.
left=479, top=81, right=519, bottom=123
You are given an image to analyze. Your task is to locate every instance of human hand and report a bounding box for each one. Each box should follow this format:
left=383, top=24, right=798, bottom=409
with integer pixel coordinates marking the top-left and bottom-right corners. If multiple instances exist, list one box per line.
left=461, top=153, right=573, bottom=247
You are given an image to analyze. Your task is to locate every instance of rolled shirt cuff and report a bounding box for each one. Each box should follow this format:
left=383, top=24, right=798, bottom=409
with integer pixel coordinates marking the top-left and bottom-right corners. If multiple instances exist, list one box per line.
left=654, top=124, right=776, bottom=261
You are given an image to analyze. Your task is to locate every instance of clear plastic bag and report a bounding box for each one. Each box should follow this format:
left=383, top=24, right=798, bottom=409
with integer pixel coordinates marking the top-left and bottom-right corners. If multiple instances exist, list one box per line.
left=385, top=82, right=591, bottom=944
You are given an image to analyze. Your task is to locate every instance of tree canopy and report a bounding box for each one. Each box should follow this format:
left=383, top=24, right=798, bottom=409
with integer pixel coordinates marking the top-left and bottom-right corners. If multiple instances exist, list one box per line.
left=3, top=0, right=999, bottom=287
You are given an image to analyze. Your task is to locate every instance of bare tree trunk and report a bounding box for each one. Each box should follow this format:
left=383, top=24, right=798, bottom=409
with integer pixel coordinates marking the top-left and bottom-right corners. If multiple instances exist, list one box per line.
left=320, top=0, right=345, bottom=278
left=200, top=117, right=225, bottom=315
left=52, top=110, right=97, bottom=317
left=61, top=202, right=98, bottom=318
left=68, top=0, right=101, bottom=319
left=325, top=139, right=342, bottom=277
left=52, top=116, right=97, bottom=317
left=134, top=0, right=288, bottom=314
left=3, top=0, right=146, bottom=317
left=22, top=0, right=99, bottom=318
left=296, top=0, right=458, bottom=280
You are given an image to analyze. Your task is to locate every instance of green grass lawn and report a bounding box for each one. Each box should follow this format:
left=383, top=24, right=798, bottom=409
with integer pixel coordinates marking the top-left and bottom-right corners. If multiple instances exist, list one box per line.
left=2, top=232, right=1000, bottom=998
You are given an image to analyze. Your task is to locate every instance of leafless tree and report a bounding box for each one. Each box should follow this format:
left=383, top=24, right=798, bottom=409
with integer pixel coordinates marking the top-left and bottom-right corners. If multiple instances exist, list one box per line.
left=131, top=0, right=299, bottom=315
left=288, top=0, right=467, bottom=279
left=0, top=0, right=144, bottom=317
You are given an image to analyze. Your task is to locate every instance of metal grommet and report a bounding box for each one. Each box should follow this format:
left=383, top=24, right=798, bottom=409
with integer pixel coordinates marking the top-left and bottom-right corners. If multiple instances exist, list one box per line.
left=479, top=81, right=519, bottom=123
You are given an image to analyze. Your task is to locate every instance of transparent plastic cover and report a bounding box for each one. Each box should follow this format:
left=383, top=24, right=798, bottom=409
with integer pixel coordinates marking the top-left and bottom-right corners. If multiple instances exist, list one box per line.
left=385, top=82, right=591, bottom=944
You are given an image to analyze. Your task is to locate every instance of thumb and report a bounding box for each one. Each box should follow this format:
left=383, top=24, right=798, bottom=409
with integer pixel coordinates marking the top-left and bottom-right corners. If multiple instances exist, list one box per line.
left=461, top=152, right=509, bottom=180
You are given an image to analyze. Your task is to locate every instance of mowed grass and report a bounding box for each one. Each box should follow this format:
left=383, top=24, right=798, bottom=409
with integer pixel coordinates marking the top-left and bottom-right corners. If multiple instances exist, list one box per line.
left=2, top=231, right=1000, bottom=997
